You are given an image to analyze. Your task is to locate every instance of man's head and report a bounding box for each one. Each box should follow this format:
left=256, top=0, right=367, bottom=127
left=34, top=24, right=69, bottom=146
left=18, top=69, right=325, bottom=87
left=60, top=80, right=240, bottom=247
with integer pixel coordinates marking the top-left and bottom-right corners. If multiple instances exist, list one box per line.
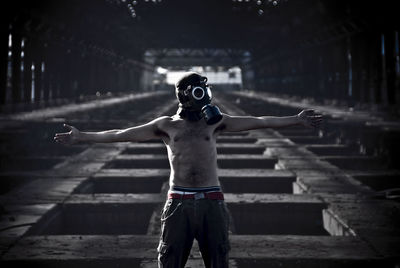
left=175, top=72, right=211, bottom=111
left=175, top=72, right=222, bottom=125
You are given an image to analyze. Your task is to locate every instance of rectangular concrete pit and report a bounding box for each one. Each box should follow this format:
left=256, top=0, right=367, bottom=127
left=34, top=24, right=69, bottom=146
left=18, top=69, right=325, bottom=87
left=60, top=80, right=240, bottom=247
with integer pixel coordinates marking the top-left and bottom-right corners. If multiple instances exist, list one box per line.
left=217, top=137, right=258, bottom=143
left=27, top=203, right=157, bottom=235
left=276, top=128, right=319, bottom=137
left=216, top=145, right=265, bottom=155
left=5, top=259, right=143, bottom=268
left=123, top=144, right=266, bottom=155
left=0, top=175, right=37, bottom=194
left=3, top=235, right=384, bottom=268
left=74, top=176, right=294, bottom=195
left=228, top=202, right=329, bottom=235
left=223, top=193, right=329, bottom=236
left=0, top=157, right=63, bottom=171
left=104, top=158, right=170, bottom=169
left=73, top=176, right=167, bottom=194
left=235, top=258, right=384, bottom=268
left=284, top=136, right=335, bottom=145
left=322, top=156, right=386, bottom=171
left=351, top=172, right=400, bottom=191
left=220, top=176, right=295, bottom=193
left=121, top=135, right=257, bottom=144
left=123, top=147, right=167, bottom=154
left=104, top=155, right=277, bottom=169
left=219, top=132, right=250, bottom=136
left=217, top=156, right=277, bottom=169
left=305, top=145, right=359, bottom=156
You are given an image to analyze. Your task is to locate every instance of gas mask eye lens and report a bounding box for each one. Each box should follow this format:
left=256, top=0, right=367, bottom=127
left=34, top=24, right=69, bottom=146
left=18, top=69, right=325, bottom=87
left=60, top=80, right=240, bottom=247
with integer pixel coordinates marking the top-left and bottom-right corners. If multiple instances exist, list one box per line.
left=207, top=87, right=212, bottom=99
left=192, top=87, right=205, bottom=100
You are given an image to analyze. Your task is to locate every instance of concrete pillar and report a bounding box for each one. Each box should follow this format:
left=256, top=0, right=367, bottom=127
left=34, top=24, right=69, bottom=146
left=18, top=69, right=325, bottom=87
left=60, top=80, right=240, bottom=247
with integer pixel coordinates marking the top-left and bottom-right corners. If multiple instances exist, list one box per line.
left=134, top=69, right=141, bottom=90
left=115, top=64, right=122, bottom=92
left=0, top=23, right=8, bottom=105
left=126, top=68, right=133, bottom=91
left=42, top=43, right=52, bottom=103
left=105, top=62, right=114, bottom=93
left=58, top=49, right=72, bottom=99
left=240, top=64, right=255, bottom=91
left=140, top=68, right=154, bottom=91
left=96, top=59, right=106, bottom=94
left=23, top=37, right=33, bottom=103
left=33, top=59, right=42, bottom=102
left=71, top=52, right=86, bottom=100
left=110, top=63, right=119, bottom=92
left=350, top=34, right=361, bottom=102
left=380, top=33, right=389, bottom=105
left=128, top=68, right=139, bottom=91
left=384, top=31, right=397, bottom=105
left=345, top=36, right=353, bottom=103
left=122, top=66, right=130, bottom=92
left=49, top=45, right=63, bottom=100
left=45, top=44, right=61, bottom=101
left=367, top=32, right=380, bottom=104
left=331, top=39, right=348, bottom=101
left=11, top=27, right=22, bottom=103
left=351, top=33, right=369, bottom=104
left=31, top=38, right=44, bottom=103
left=297, top=55, right=305, bottom=97
left=395, top=31, right=400, bottom=105
left=251, top=63, right=261, bottom=92
left=121, top=67, right=129, bottom=91
left=310, top=49, right=321, bottom=99
left=74, top=53, right=89, bottom=99
left=324, top=45, right=334, bottom=100
left=87, top=54, right=97, bottom=95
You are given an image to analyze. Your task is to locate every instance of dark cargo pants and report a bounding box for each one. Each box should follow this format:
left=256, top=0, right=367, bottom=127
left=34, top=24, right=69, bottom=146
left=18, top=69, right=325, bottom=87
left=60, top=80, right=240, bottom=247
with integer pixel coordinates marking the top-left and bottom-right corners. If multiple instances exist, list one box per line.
left=157, top=197, right=230, bottom=268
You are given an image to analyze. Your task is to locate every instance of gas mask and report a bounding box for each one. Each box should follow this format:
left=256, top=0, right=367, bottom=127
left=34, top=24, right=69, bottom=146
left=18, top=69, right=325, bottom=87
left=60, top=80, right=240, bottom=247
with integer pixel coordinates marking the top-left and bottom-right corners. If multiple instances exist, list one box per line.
left=176, top=77, right=222, bottom=125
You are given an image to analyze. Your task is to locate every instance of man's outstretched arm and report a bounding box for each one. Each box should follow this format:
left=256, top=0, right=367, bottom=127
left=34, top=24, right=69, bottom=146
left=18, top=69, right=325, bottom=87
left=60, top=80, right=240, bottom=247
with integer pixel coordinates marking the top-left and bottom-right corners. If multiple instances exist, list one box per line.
left=54, top=116, right=170, bottom=145
left=220, top=109, right=322, bottom=132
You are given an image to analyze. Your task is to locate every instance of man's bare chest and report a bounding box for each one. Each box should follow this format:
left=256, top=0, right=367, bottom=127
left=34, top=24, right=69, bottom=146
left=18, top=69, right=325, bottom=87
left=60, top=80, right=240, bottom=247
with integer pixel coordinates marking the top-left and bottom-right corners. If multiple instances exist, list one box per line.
left=172, top=126, right=213, bottom=143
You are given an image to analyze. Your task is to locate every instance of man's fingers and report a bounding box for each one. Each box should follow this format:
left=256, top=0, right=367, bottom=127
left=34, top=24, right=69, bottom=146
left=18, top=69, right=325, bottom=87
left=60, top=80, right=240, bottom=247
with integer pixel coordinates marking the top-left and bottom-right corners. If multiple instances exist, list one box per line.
left=55, top=133, right=69, bottom=137
left=54, top=137, right=64, bottom=143
left=311, top=121, right=322, bottom=127
left=63, top=124, right=73, bottom=130
left=54, top=136, right=65, bottom=141
left=55, top=125, right=76, bottom=145
left=312, top=118, right=323, bottom=122
left=303, top=110, right=323, bottom=117
left=54, top=136, right=70, bottom=144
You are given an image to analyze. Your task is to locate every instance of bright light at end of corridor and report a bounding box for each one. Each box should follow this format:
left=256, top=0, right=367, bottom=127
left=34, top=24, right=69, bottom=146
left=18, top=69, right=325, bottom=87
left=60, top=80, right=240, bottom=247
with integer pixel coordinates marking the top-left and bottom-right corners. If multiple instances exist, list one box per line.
left=157, top=66, right=168, bottom=74
left=161, top=66, right=243, bottom=85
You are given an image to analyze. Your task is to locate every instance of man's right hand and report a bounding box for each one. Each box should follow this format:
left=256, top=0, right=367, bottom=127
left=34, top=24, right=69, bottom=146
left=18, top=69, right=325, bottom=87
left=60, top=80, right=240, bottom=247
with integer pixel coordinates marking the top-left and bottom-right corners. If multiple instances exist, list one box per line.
left=54, top=124, right=81, bottom=145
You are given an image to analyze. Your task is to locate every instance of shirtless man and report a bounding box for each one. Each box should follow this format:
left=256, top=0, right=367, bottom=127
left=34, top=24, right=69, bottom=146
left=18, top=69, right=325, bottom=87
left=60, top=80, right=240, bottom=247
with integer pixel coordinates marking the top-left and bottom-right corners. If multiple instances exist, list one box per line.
left=54, top=72, right=322, bottom=268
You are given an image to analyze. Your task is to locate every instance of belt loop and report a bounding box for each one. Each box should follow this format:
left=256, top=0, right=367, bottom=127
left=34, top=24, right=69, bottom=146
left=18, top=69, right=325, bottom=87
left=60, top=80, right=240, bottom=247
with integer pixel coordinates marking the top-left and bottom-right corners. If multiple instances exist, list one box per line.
left=194, top=192, right=205, bottom=200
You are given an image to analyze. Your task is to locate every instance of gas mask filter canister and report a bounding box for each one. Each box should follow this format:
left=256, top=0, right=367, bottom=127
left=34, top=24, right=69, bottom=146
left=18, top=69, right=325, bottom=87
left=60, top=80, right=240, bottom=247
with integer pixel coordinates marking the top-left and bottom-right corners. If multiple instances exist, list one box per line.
left=179, top=80, right=222, bottom=125
left=202, top=104, right=223, bottom=125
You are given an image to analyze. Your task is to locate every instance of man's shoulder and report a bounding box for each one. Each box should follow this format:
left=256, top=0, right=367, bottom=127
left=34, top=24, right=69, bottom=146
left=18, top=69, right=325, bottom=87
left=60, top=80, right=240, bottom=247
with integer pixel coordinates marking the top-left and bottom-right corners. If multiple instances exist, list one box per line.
left=152, top=116, right=173, bottom=125
left=154, top=115, right=173, bottom=121
left=152, top=115, right=180, bottom=127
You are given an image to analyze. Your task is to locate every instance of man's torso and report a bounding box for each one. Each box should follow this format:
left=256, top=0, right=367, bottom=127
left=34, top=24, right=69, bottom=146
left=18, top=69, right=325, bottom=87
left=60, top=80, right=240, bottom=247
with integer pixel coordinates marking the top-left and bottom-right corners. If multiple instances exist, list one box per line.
left=156, top=115, right=224, bottom=188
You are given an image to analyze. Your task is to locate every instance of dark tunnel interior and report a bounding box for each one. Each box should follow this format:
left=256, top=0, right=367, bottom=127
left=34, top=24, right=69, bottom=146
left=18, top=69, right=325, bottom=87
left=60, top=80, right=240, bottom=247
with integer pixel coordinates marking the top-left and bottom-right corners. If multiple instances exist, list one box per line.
left=1, top=0, right=400, bottom=267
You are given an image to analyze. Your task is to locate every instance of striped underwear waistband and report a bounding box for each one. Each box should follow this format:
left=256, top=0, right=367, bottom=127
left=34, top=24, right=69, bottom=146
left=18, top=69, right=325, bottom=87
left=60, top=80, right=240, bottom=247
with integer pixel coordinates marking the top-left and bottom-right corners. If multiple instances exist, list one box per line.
left=170, top=185, right=222, bottom=194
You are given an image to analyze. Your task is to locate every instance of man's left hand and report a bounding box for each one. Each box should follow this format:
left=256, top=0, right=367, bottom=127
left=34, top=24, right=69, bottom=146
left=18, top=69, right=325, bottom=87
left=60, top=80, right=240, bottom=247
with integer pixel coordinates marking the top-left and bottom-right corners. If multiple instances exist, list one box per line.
left=297, top=109, right=323, bottom=128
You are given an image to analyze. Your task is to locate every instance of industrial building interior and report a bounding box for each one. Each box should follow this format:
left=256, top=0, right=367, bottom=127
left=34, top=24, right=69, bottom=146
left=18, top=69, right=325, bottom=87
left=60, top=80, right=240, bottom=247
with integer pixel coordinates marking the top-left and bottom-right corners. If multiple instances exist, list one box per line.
left=0, top=0, right=399, bottom=267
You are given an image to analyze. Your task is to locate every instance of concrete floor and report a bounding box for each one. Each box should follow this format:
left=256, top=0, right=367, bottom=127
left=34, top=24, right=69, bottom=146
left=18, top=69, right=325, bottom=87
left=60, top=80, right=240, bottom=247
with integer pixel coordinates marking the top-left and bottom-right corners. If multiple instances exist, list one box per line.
left=0, top=91, right=399, bottom=267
